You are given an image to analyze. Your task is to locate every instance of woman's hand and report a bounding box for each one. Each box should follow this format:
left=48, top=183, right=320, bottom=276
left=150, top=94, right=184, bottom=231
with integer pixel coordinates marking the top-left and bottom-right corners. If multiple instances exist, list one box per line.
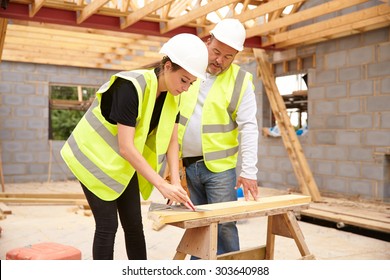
left=117, top=124, right=195, bottom=210
left=156, top=181, right=195, bottom=211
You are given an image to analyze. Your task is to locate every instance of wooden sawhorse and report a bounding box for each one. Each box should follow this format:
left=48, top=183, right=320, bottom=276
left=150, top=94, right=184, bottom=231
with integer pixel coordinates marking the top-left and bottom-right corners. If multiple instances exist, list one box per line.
left=148, top=194, right=314, bottom=260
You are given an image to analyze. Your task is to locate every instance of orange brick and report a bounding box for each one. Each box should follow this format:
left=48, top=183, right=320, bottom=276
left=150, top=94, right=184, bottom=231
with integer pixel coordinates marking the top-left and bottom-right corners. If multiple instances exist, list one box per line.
left=6, top=242, right=81, bottom=260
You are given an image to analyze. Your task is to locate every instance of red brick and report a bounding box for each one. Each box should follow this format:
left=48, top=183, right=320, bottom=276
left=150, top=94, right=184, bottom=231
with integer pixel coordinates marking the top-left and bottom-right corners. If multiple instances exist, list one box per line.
left=6, top=242, right=81, bottom=260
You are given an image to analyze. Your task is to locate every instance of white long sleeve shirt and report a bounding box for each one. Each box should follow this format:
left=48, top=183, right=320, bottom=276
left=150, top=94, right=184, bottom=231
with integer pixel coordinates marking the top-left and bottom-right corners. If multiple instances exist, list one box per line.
left=182, top=73, right=258, bottom=180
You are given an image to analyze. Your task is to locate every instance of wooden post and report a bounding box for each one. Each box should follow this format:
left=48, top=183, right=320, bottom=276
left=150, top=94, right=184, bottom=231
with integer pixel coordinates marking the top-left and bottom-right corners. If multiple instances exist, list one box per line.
left=0, top=18, right=8, bottom=62
left=266, top=212, right=314, bottom=259
left=0, top=146, right=5, bottom=192
left=0, top=20, right=7, bottom=191
left=174, top=223, right=218, bottom=260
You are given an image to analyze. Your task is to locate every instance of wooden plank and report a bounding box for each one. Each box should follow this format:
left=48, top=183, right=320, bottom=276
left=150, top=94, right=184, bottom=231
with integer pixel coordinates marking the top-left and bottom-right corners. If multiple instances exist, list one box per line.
left=3, top=23, right=165, bottom=70
left=301, top=208, right=390, bottom=234
left=217, top=246, right=266, bottom=260
left=160, top=0, right=239, bottom=34
left=77, top=0, right=110, bottom=24
left=200, top=0, right=306, bottom=37
left=265, top=216, right=275, bottom=259
left=0, top=197, right=87, bottom=205
left=271, top=4, right=390, bottom=48
left=0, top=202, right=12, bottom=215
left=29, top=0, right=45, bottom=17
left=152, top=220, right=166, bottom=231
left=269, top=4, right=390, bottom=45
left=148, top=194, right=311, bottom=225
left=299, top=254, right=316, bottom=260
left=0, top=193, right=85, bottom=199
left=170, top=203, right=309, bottom=229
left=272, top=49, right=297, bottom=63
left=283, top=211, right=311, bottom=256
left=6, top=23, right=165, bottom=47
left=309, top=202, right=390, bottom=225
left=277, top=15, right=390, bottom=49
left=246, top=0, right=370, bottom=38
left=1, top=0, right=387, bottom=72
left=271, top=213, right=293, bottom=238
left=166, top=0, right=191, bottom=18
left=121, top=0, right=176, bottom=29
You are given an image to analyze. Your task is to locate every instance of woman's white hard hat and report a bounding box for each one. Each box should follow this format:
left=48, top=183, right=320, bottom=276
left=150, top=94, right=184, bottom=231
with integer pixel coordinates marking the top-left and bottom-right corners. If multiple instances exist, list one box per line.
left=210, top=19, right=246, bottom=51
left=159, top=33, right=208, bottom=80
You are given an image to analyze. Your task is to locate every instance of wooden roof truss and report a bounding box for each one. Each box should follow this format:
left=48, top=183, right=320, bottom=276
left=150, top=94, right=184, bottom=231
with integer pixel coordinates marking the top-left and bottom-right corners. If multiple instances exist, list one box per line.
left=0, top=0, right=389, bottom=70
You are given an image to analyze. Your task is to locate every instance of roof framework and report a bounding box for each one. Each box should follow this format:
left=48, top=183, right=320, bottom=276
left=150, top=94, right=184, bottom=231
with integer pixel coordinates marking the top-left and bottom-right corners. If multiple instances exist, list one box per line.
left=0, top=0, right=389, bottom=70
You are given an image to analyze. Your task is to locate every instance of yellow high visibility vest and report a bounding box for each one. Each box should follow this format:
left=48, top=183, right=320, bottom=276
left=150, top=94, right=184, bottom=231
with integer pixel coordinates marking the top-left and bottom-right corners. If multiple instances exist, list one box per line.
left=61, top=70, right=179, bottom=201
left=178, top=64, right=253, bottom=172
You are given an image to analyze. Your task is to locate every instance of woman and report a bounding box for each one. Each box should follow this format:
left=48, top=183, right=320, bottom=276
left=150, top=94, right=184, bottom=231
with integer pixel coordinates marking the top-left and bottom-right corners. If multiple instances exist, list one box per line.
left=60, top=33, right=208, bottom=260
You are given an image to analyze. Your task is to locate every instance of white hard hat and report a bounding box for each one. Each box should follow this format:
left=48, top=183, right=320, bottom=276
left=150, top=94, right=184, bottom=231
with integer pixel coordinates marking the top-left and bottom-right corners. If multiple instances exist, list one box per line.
left=210, top=19, right=246, bottom=51
left=159, top=33, right=208, bottom=80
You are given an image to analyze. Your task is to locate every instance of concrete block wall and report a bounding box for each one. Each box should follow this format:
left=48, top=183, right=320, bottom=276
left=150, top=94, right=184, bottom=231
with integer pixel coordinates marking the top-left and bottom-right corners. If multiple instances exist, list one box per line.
left=257, top=27, right=390, bottom=201
left=0, top=62, right=116, bottom=184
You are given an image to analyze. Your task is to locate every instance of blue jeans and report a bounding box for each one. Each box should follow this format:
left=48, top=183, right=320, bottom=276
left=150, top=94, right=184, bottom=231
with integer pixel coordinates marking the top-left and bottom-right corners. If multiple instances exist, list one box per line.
left=185, top=160, right=239, bottom=256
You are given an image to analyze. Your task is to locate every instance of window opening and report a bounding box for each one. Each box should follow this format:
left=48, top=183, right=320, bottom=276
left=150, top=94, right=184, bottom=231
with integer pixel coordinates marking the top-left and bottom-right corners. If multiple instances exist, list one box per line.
left=275, top=73, right=308, bottom=130
left=49, top=85, right=98, bottom=140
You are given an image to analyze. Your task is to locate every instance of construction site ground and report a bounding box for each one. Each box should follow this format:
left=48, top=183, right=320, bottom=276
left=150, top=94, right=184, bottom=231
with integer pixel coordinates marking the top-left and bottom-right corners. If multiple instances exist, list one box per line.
left=0, top=180, right=389, bottom=260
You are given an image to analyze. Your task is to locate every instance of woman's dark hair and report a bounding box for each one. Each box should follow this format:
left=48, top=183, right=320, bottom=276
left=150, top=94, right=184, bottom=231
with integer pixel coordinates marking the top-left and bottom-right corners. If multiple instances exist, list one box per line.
left=143, top=56, right=182, bottom=77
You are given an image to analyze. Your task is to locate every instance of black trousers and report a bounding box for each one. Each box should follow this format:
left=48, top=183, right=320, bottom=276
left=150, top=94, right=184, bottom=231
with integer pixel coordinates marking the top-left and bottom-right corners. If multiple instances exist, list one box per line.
left=81, top=174, right=146, bottom=260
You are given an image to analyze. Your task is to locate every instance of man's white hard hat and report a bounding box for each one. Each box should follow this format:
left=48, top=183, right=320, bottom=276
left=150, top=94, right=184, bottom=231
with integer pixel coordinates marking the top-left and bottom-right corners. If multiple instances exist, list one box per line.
left=210, top=18, right=246, bottom=51
left=159, top=33, right=208, bottom=80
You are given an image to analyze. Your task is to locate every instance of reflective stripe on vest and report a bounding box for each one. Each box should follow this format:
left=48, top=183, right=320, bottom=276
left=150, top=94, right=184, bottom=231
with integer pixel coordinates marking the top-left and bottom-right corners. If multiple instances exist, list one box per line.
left=65, top=98, right=167, bottom=193
left=66, top=99, right=123, bottom=193
left=61, top=70, right=177, bottom=201
left=179, top=65, right=251, bottom=168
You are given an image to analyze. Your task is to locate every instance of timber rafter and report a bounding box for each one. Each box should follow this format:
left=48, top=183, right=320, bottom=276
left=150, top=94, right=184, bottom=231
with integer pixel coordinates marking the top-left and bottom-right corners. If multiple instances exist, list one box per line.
left=0, top=0, right=388, bottom=70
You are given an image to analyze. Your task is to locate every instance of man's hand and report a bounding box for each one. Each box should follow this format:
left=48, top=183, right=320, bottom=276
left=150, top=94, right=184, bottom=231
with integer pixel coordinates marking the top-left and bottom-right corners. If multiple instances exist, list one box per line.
left=235, top=176, right=258, bottom=201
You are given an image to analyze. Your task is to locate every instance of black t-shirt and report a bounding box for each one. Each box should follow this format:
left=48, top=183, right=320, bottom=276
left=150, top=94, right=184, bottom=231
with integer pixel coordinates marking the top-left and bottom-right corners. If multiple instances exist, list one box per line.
left=100, top=76, right=179, bottom=134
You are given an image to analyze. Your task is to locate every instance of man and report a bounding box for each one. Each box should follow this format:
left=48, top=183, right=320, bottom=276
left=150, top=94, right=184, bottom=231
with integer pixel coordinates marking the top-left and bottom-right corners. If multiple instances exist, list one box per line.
left=178, top=19, right=259, bottom=255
